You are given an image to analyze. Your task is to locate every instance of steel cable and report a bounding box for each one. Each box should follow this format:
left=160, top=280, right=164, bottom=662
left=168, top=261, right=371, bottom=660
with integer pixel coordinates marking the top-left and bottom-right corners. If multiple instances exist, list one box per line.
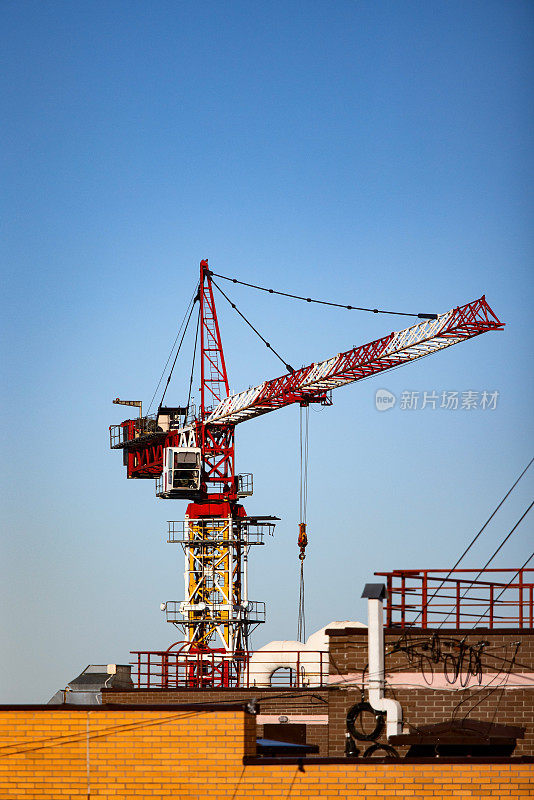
left=159, top=300, right=197, bottom=408
left=147, top=284, right=199, bottom=414
left=438, top=500, right=534, bottom=629
left=185, top=307, right=200, bottom=419
left=210, top=278, right=295, bottom=373
left=297, top=405, right=310, bottom=643
left=208, top=270, right=438, bottom=319
left=407, top=457, right=534, bottom=629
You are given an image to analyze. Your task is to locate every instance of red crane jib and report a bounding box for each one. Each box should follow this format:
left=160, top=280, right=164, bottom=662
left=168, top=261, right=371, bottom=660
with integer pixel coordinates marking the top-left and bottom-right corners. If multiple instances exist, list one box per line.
left=112, top=293, right=503, bottom=483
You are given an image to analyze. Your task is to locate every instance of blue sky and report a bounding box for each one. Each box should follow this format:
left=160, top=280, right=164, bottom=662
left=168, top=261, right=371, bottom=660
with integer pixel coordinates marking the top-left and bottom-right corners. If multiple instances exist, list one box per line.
left=1, top=0, right=533, bottom=702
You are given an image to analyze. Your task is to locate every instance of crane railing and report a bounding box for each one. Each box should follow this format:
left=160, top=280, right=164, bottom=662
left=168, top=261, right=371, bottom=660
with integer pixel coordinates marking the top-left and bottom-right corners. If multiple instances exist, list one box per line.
left=376, top=569, right=534, bottom=630
left=109, top=414, right=162, bottom=449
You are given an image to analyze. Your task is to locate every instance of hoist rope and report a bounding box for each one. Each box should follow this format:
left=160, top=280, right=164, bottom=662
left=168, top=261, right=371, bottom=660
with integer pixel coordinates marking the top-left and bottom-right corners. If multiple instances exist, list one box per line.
left=300, top=405, right=309, bottom=525
left=147, top=285, right=199, bottom=414
left=297, top=405, right=309, bottom=642
left=210, top=278, right=295, bottom=373
left=159, top=298, right=197, bottom=409
left=298, top=562, right=306, bottom=643
left=208, top=270, right=438, bottom=320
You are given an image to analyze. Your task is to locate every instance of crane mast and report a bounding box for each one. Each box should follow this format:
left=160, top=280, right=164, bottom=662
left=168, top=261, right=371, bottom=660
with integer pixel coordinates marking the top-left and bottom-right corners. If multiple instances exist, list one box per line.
left=110, top=260, right=504, bottom=673
left=170, top=261, right=266, bottom=654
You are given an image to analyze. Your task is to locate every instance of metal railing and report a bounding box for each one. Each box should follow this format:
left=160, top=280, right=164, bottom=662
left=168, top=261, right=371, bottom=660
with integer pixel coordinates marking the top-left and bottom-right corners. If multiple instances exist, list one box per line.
left=130, top=648, right=329, bottom=689
left=237, top=473, right=253, bottom=497
left=166, top=520, right=268, bottom=545
left=163, top=600, right=266, bottom=624
left=109, top=415, right=160, bottom=449
left=375, top=569, right=534, bottom=629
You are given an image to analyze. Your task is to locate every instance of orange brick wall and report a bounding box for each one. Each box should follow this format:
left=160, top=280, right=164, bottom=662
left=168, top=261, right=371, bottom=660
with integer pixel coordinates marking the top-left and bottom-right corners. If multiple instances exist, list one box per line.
left=0, top=706, right=532, bottom=799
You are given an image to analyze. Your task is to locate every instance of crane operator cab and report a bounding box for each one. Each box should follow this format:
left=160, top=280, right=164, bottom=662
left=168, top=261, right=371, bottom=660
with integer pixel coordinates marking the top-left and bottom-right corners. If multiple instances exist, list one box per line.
left=161, top=446, right=202, bottom=496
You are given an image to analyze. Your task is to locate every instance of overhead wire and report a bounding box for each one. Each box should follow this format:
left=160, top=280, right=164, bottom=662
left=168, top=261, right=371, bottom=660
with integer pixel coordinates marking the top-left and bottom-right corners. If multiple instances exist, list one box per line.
left=381, top=460, right=533, bottom=726
left=406, top=456, right=534, bottom=629
left=452, top=642, right=520, bottom=724
left=468, top=549, right=534, bottom=629
left=208, top=269, right=438, bottom=319
left=438, top=500, right=534, bottom=629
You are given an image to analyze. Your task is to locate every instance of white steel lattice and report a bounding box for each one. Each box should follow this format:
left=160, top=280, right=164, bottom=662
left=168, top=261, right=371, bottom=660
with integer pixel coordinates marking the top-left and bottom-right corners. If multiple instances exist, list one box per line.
left=205, top=297, right=502, bottom=425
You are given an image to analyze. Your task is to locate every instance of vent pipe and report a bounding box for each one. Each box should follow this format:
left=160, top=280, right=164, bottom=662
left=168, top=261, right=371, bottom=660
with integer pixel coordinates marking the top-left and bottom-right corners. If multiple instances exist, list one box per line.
left=361, top=583, right=402, bottom=738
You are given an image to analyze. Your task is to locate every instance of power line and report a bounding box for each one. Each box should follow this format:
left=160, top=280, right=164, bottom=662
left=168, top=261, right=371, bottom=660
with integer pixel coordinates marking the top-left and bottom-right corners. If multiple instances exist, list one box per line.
left=469, top=550, right=534, bottom=629
left=408, top=457, right=534, bottom=628
left=208, top=269, right=438, bottom=320
left=438, top=500, right=534, bottom=628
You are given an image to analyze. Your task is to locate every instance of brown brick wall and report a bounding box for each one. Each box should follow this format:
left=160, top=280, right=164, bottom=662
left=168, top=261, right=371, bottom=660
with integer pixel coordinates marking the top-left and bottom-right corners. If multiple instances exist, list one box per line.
left=103, top=686, right=329, bottom=713
left=329, top=628, right=534, bottom=676
left=327, top=628, right=534, bottom=757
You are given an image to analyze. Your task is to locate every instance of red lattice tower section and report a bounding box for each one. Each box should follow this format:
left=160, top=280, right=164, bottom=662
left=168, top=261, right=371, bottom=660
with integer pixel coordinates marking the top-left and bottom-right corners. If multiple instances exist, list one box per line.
left=198, top=260, right=236, bottom=499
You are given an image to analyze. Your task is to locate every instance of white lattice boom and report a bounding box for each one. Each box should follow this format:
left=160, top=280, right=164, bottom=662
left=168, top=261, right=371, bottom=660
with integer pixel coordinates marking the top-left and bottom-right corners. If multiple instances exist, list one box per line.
left=205, top=295, right=504, bottom=425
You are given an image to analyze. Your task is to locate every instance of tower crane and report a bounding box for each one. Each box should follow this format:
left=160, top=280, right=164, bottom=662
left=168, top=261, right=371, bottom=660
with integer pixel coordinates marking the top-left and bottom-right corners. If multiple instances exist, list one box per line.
left=110, top=260, right=504, bottom=682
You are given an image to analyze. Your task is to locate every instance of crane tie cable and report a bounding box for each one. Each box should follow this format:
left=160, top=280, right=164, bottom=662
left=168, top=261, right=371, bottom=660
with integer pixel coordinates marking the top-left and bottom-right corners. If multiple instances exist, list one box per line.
left=208, top=269, right=438, bottom=320
left=185, top=307, right=201, bottom=420
left=210, top=278, right=295, bottom=373
left=147, top=285, right=199, bottom=414
left=159, top=299, right=197, bottom=408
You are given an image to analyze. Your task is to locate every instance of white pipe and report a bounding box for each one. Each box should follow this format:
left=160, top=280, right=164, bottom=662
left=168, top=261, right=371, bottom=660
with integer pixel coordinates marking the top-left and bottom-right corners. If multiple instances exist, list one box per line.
left=366, top=594, right=403, bottom=739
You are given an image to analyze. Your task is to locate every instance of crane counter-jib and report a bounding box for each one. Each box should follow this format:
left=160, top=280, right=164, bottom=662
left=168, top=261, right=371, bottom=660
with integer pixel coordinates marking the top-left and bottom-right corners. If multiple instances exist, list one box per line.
left=204, top=295, right=504, bottom=426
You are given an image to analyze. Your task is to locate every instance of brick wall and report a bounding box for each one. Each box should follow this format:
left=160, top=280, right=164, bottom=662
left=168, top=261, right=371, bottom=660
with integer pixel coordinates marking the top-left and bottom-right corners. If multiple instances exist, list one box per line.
left=328, top=628, right=534, bottom=674
left=102, top=628, right=534, bottom=757
left=0, top=705, right=532, bottom=799
left=327, top=627, right=534, bottom=757
left=102, top=687, right=331, bottom=754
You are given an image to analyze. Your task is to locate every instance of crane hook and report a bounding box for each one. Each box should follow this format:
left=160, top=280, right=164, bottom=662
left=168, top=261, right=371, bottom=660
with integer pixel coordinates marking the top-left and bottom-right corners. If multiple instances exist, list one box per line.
left=298, top=522, right=307, bottom=560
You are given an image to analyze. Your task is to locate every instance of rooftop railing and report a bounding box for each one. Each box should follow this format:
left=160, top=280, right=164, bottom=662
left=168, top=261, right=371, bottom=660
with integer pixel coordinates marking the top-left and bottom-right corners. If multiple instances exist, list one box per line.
left=375, top=569, right=534, bottom=629
left=130, top=648, right=329, bottom=689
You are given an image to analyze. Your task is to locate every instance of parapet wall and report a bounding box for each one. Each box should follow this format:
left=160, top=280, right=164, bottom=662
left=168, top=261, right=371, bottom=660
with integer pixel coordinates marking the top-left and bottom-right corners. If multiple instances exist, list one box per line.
left=102, top=687, right=330, bottom=755
left=0, top=705, right=532, bottom=799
